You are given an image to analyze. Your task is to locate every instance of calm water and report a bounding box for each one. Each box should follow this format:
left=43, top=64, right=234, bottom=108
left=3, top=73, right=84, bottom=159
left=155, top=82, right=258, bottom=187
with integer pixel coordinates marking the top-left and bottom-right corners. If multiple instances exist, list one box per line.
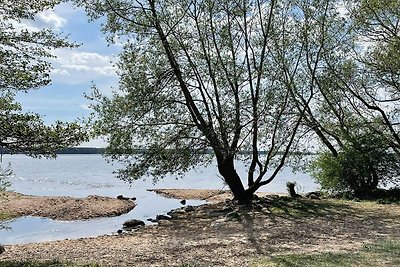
left=0, top=154, right=318, bottom=244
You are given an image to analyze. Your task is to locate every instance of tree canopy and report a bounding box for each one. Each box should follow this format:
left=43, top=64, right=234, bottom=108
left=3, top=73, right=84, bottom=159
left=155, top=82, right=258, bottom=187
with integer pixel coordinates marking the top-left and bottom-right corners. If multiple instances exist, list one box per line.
left=77, top=0, right=400, bottom=201
left=0, top=0, right=87, bottom=157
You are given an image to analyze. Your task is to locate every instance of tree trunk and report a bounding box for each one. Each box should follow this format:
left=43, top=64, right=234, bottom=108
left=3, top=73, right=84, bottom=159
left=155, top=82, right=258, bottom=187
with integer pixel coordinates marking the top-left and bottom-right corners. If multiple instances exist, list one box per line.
left=217, top=157, right=252, bottom=204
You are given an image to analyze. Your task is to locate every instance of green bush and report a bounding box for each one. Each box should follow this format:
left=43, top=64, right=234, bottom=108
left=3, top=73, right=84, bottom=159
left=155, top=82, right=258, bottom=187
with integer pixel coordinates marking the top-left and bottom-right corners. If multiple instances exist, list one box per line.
left=310, top=133, right=400, bottom=197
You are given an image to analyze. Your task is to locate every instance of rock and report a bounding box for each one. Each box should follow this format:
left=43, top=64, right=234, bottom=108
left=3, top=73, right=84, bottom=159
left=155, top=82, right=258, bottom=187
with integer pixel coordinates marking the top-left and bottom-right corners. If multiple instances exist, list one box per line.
left=261, top=207, right=270, bottom=213
left=158, top=220, right=173, bottom=226
left=156, top=214, right=171, bottom=221
left=238, top=204, right=252, bottom=211
left=183, top=205, right=195, bottom=212
left=117, top=229, right=123, bottom=234
left=122, top=219, right=145, bottom=230
left=211, top=218, right=226, bottom=228
left=253, top=204, right=263, bottom=211
left=309, top=194, right=320, bottom=200
left=225, top=211, right=241, bottom=221
left=305, top=191, right=322, bottom=200
left=208, top=210, right=228, bottom=218
left=222, top=205, right=234, bottom=212
left=169, top=209, right=186, bottom=217
left=0, top=244, right=5, bottom=254
left=180, top=199, right=186, bottom=205
left=117, top=195, right=129, bottom=200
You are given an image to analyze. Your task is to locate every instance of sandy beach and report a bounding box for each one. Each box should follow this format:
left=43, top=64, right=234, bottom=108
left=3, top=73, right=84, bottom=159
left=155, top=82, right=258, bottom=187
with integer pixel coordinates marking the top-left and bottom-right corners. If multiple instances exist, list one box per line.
left=1, top=189, right=400, bottom=266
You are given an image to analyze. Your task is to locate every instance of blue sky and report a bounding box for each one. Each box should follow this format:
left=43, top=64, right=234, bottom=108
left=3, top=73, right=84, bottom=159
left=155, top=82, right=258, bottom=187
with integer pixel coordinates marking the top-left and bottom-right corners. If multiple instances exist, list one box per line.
left=15, top=2, right=120, bottom=147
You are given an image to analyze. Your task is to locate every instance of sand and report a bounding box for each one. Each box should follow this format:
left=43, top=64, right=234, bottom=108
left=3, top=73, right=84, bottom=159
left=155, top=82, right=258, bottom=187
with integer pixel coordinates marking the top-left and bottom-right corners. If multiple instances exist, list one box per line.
left=1, top=190, right=399, bottom=266
left=0, top=191, right=135, bottom=221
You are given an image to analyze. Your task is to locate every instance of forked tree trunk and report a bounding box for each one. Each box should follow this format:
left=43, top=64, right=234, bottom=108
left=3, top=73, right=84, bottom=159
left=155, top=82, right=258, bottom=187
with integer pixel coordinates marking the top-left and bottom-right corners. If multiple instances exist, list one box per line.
left=217, top=157, right=253, bottom=204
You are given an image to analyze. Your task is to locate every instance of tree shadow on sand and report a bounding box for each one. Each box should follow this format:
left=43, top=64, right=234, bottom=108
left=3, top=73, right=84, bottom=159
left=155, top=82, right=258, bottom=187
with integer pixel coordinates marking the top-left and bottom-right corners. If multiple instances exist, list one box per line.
left=235, top=196, right=400, bottom=255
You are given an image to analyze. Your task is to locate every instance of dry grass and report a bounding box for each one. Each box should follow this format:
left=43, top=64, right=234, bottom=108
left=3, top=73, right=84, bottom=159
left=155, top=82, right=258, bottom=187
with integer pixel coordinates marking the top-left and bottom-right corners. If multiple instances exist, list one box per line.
left=252, top=239, right=400, bottom=267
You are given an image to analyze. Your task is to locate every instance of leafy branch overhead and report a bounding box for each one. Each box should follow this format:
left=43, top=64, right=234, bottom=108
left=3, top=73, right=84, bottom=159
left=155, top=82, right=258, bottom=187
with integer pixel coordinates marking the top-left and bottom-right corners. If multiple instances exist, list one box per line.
left=0, top=0, right=87, bottom=157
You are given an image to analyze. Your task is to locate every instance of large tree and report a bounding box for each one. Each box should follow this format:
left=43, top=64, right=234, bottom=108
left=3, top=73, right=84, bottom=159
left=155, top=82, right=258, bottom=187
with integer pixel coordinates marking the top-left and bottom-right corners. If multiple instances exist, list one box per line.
left=0, top=0, right=87, bottom=157
left=77, top=0, right=347, bottom=202
left=296, top=0, right=400, bottom=196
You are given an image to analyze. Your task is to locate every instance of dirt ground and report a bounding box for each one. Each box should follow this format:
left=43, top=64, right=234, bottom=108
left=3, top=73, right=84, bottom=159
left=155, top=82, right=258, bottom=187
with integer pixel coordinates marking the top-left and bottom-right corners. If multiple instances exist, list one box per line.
left=1, top=190, right=399, bottom=266
left=0, top=191, right=135, bottom=220
left=148, top=188, right=285, bottom=203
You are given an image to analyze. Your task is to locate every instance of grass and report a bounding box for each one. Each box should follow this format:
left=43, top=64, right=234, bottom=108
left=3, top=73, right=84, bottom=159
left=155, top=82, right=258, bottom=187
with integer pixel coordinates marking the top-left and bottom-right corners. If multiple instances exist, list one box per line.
left=0, top=260, right=101, bottom=267
left=252, top=239, right=400, bottom=267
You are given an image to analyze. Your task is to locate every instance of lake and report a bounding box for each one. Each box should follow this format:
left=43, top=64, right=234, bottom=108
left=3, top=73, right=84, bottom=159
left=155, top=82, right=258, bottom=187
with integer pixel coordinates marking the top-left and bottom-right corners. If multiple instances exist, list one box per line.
left=0, top=154, right=318, bottom=244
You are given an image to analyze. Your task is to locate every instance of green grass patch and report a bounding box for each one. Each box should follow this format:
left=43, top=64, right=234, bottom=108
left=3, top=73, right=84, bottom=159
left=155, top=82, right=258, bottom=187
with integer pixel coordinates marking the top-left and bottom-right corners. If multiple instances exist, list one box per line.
left=0, top=260, right=101, bottom=267
left=252, top=239, right=400, bottom=267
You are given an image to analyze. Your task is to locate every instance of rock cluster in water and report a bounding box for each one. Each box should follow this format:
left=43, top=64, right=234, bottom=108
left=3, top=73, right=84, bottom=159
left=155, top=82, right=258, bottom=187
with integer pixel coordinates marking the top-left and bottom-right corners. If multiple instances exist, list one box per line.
left=122, top=219, right=145, bottom=231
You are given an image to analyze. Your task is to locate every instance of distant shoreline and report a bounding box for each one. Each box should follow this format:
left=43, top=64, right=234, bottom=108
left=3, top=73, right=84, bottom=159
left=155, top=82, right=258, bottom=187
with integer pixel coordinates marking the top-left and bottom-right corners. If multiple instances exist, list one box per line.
left=0, top=147, right=105, bottom=155
left=0, top=147, right=315, bottom=155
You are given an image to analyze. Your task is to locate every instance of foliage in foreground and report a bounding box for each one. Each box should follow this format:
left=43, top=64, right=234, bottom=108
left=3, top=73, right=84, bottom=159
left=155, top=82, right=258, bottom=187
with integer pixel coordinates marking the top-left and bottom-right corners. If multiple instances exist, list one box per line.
left=253, top=239, right=400, bottom=267
left=0, top=260, right=100, bottom=267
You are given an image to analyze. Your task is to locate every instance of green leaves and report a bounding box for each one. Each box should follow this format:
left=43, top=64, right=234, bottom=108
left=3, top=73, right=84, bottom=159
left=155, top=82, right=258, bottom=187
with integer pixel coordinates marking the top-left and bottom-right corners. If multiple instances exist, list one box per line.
left=0, top=0, right=87, bottom=156
left=310, top=131, right=400, bottom=197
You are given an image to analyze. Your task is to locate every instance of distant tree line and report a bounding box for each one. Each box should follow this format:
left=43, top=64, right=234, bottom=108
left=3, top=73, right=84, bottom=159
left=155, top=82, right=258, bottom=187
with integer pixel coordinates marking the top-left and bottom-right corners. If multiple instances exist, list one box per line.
left=0, top=147, right=105, bottom=155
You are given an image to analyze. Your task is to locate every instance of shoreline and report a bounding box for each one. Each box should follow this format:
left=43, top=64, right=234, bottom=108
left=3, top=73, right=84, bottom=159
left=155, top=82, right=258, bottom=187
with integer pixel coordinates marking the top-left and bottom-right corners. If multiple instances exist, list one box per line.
left=1, top=191, right=399, bottom=266
left=1, top=189, right=400, bottom=266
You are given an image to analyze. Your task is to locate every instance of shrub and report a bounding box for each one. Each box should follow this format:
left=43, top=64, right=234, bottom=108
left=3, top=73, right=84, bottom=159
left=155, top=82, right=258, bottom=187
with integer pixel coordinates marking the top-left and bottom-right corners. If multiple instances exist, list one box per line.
left=310, top=133, right=400, bottom=197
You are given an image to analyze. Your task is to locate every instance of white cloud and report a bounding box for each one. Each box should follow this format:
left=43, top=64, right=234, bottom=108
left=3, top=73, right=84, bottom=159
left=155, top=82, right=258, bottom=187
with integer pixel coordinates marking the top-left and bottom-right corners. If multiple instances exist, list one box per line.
left=10, top=8, right=68, bottom=33
left=78, top=137, right=108, bottom=148
left=52, top=68, right=71, bottom=76
left=36, top=10, right=67, bottom=30
left=51, top=50, right=118, bottom=84
left=79, top=104, right=91, bottom=111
